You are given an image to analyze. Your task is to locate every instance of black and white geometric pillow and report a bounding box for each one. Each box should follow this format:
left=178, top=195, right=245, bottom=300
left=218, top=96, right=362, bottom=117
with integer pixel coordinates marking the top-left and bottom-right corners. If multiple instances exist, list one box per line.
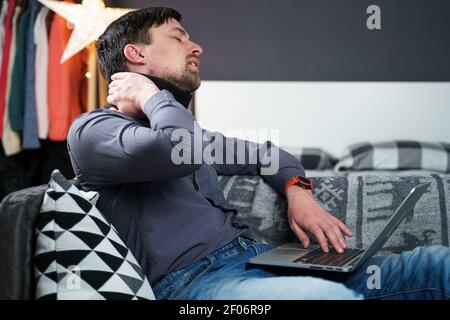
left=34, top=170, right=155, bottom=300
left=335, top=141, right=450, bottom=173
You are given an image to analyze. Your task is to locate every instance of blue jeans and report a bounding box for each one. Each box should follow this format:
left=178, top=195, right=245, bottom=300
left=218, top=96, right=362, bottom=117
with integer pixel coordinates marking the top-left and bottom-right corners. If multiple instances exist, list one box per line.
left=153, top=237, right=450, bottom=300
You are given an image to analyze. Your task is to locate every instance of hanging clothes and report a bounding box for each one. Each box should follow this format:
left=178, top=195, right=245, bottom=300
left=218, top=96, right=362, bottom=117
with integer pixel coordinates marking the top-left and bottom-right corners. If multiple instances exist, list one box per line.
left=34, top=6, right=50, bottom=139
left=0, top=0, right=8, bottom=68
left=0, top=0, right=17, bottom=139
left=22, top=0, right=41, bottom=149
left=47, top=0, right=88, bottom=142
left=2, top=2, right=23, bottom=156
left=8, top=0, right=30, bottom=133
left=0, top=0, right=78, bottom=199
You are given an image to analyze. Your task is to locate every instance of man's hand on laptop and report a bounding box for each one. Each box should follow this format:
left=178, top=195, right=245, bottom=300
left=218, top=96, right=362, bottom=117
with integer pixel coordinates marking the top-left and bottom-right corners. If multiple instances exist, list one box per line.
left=286, top=186, right=353, bottom=254
left=107, top=72, right=160, bottom=118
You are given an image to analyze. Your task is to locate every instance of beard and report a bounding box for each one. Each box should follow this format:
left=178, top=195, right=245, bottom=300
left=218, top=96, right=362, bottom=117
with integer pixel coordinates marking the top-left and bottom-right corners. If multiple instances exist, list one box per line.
left=159, top=66, right=201, bottom=93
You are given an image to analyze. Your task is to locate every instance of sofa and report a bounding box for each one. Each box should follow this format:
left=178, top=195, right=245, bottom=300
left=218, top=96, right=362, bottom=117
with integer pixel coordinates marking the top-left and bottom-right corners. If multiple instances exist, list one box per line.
left=0, top=169, right=449, bottom=299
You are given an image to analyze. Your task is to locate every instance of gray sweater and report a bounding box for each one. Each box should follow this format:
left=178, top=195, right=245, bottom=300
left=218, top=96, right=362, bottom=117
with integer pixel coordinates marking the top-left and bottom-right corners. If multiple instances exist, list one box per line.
left=67, top=79, right=305, bottom=285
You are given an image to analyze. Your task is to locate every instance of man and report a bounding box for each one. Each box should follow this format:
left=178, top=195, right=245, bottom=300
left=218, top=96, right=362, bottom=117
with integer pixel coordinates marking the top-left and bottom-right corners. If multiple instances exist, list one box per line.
left=68, top=7, right=449, bottom=299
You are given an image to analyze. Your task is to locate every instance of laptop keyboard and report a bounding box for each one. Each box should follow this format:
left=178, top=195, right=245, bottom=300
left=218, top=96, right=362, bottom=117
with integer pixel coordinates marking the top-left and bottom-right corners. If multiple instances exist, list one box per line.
left=293, top=248, right=364, bottom=267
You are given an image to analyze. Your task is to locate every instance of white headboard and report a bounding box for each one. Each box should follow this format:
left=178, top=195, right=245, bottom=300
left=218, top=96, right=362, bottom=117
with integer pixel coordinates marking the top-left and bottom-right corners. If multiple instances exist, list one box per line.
left=195, top=81, right=450, bottom=157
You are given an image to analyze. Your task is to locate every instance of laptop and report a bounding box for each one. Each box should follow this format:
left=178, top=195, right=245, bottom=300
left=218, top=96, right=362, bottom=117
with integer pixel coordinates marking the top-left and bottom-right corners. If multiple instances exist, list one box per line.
left=249, top=183, right=430, bottom=273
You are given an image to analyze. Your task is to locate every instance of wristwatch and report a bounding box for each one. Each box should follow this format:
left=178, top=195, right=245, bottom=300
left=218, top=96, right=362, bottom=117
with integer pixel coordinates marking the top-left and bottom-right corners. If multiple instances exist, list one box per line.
left=285, top=176, right=313, bottom=194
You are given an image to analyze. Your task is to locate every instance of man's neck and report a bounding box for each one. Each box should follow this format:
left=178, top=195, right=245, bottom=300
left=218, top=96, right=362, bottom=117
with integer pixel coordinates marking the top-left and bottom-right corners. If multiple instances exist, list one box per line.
left=140, top=74, right=192, bottom=109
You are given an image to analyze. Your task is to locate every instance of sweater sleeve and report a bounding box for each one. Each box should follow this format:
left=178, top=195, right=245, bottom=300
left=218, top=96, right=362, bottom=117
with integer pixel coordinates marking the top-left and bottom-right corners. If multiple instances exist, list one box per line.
left=67, top=90, right=206, bottom=185
left=208, top=132, right=306, bottom=195
left=68, top=89, right=306, bottom=191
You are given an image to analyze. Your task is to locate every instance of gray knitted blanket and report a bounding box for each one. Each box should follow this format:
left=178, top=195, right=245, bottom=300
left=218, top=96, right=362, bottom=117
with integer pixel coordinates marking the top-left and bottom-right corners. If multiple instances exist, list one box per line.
left=218, top=172, right=450, bottom=255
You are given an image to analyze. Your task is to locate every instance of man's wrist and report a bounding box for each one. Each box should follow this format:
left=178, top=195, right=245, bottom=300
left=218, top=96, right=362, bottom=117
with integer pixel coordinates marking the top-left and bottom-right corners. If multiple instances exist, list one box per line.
left=284, top=176, right=313, bottom=196
left=140, top=86, right=160, bottom=110
left=286, top=185, right=312, bottom=200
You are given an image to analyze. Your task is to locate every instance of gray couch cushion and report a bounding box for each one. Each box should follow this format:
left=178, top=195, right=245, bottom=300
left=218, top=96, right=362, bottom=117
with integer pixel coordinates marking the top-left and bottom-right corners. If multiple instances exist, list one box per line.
left=219, top=173, right=450, bottom=255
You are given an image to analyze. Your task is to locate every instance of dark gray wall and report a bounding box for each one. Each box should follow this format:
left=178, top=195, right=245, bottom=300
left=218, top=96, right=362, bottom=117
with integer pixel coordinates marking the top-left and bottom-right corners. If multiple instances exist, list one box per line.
left=106, top=0, right=450, bottom=81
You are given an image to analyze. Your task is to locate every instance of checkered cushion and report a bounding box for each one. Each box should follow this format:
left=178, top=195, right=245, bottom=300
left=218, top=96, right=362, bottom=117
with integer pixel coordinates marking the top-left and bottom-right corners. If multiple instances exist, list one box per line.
left=335, top=141, right=450, bottom=173
left=34, top=170, right=155, bottom=300
left=293, top=147, right=337, bottom=170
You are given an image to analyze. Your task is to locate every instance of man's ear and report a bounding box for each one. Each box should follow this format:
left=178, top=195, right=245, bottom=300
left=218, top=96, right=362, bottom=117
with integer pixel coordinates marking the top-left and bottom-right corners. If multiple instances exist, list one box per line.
left=124, top=44, right=146, bottom=65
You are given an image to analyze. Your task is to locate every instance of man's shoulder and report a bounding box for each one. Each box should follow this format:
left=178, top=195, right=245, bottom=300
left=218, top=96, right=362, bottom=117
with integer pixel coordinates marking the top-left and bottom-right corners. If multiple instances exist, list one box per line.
left=68, top=108, right=120, bottom=144
left=68, top=107, right=151, bottom=145
left=70, top=107, right=141, bottom=133
left=74, top=107, right=118, bottom=123
left=71, top=108, right=108, bottom=125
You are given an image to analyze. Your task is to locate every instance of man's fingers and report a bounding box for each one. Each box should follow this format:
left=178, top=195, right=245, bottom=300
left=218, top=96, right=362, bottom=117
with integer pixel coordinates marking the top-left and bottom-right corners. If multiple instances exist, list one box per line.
left=291, top=223, right=310, bottom=248
left=108, top=80, right=119, bottom=89
left=321, top=223, right=344, bottom=253
left=106, top=95, right=115, bottom=105
left=108, top=86, right=116, bottom=95
left=336, top=218, right=353, bottom=237
left=312, top=227, right=329, bottom=253
left=328, top=221, right=347, bottom=248
left=111, top=73, right=126, bottom=80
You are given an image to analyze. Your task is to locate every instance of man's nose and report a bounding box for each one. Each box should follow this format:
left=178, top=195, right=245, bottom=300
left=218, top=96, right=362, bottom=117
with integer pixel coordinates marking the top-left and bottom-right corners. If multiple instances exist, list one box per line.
left=189, top=40, right=203, bottom=56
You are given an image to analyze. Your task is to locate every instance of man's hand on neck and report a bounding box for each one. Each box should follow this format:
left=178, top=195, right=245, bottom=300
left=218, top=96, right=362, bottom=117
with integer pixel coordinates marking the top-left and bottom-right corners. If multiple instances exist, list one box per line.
left=107, top=72, right=160, bottom=118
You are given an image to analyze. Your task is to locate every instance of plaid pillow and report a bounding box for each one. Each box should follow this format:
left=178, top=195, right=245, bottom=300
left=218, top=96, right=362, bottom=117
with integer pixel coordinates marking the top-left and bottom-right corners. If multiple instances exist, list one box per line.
left=335, top=141, right=450, bottom=173
left=294, top=147, right=337, bottom=170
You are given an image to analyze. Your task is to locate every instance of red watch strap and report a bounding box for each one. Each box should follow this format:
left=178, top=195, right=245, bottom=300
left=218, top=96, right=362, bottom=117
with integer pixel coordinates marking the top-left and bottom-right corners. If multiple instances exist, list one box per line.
left=284, top=176, right=313, bottom=194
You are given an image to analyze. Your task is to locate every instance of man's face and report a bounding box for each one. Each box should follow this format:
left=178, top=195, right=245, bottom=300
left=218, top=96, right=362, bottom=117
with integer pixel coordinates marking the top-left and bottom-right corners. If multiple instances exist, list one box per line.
left=140, top=18, right=203, bottom=93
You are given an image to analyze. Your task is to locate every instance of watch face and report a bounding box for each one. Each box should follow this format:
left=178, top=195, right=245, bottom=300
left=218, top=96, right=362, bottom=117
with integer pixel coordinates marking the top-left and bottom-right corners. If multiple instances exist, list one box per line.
left=297, top=176, right=312, bottom=185
left=295, top=176, right=313, bottom=190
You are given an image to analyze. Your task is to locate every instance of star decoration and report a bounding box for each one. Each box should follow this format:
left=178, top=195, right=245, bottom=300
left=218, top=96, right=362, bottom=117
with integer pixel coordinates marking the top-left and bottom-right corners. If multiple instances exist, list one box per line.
left=39, top=0, right=134, bottom=63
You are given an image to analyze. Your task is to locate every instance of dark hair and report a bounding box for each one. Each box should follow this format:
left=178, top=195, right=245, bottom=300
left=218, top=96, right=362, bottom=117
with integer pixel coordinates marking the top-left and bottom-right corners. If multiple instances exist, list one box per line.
left=96, top=7, right=182, bottom=83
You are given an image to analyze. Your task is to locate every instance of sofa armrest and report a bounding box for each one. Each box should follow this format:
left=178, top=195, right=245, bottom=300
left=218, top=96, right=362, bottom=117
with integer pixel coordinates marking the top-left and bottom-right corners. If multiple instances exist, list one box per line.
left=0, top=184, right=48, bottom=300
